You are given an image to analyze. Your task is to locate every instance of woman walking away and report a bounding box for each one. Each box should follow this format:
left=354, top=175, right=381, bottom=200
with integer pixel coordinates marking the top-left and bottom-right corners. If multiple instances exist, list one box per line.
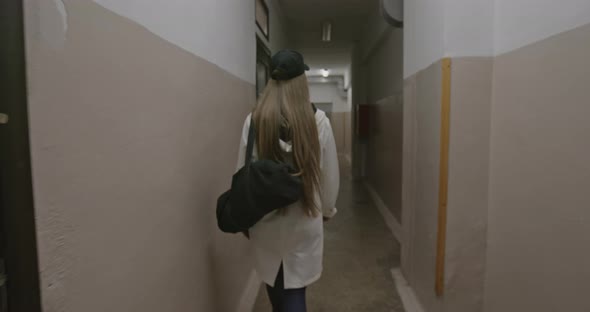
left=236, top=49, right=340, bottom=312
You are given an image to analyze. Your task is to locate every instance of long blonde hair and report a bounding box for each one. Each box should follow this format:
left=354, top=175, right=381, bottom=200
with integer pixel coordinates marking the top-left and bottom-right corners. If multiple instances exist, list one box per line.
left=252, top=74, right=321, bottom=217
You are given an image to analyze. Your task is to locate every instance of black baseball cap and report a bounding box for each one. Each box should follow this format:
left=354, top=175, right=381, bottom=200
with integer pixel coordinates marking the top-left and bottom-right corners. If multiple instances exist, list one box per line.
left=270, top=49, right=310, bottom=81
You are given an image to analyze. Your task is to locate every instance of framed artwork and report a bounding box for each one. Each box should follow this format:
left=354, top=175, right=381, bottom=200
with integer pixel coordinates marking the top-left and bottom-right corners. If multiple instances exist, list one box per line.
left=256, top=35, right=271, bottom=98
left=255, top=0, right=269, bottom=39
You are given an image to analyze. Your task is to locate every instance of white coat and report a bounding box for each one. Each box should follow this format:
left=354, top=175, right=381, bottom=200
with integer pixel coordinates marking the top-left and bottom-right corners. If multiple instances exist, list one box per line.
left=236, top=109, right=340, bottom=289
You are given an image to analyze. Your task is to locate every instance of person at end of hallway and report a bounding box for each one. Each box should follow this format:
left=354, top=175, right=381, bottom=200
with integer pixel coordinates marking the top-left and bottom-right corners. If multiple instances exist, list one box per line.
left=235, top=49, right=340, bottom=312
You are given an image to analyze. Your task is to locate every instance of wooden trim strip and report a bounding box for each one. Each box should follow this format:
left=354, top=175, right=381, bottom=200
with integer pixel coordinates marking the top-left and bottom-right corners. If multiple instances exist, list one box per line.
left=435, top=58, right=452, bottom=297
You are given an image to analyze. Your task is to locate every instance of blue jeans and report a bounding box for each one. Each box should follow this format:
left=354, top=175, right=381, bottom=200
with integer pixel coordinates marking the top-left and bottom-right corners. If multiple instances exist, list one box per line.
left=265, top=265, right=307, bottom=312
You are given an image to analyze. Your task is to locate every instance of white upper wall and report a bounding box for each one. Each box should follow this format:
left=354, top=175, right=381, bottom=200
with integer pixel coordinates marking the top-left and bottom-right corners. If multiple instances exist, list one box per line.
left=404, top=0, right=493, bottom=78
left=93, top=0, right=256, bottom=84
left=444, top=0, right=494, bottom=58
left=494, top=0, right=590, bottom=55
left=404, top=0, right=590, bottom=78
left=309, top=83, right=350, bottom=113
left=403, top=0, right=445, bottom=78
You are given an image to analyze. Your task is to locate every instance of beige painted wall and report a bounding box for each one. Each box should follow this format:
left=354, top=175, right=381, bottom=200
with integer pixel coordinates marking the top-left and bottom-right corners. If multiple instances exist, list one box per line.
left=484, top=23, right=590, bottom=312
left=363, top=27, right=404, bottom=222
left=403, top=57, right=492, bottom=312
left=24, top=1, right=255, bottom=311
left=444, top=57, right=492, bottom=312
left=402, top=24, right=590, bottom=312
left=402, top=61, right=442, bottom=311
left=401, top=75, right=417, bottom=281
left=403, top=3, right=590, bottom=312
left=92, top=0, right=256, bottom=84
left=366, top=94, right=403, bottom=221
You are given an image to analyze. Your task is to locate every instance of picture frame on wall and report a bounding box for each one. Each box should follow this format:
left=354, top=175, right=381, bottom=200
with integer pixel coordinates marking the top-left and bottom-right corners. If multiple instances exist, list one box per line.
left=255, top=0, right=270, bottom=39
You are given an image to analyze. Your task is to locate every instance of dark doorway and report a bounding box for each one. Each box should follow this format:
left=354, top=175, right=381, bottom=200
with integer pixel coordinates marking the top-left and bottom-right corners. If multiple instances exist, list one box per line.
left=0, top=0, right=43, bottom=311
left=256, top=35, right=271, bottom=98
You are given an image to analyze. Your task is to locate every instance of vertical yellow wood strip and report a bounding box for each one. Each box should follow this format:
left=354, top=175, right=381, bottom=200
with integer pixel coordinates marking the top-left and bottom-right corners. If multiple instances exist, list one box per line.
left=435, top=58, right=452, bottom=297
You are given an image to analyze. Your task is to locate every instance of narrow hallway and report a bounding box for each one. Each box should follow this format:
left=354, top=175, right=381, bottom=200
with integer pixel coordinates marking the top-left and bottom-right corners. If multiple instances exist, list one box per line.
left=8, top=0, right=590, bottom=311
left=253, top=161, right=405, bottom=311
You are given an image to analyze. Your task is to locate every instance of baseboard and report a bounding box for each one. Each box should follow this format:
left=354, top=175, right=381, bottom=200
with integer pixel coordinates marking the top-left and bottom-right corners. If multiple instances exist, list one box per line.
left=363, top=181, right=402, bottom=243
left=236, top=269, right=262, bottom=312
left=391, top=268, right=425, bottom=312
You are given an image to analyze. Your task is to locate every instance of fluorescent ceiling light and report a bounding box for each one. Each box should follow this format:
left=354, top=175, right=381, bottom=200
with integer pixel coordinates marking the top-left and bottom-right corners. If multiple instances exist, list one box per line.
left=321, top=69, right=330, bottom=78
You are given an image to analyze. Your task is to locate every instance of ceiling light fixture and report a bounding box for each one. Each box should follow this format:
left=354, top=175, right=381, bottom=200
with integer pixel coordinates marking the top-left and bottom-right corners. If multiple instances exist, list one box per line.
left=321, top=21, right=332, bottom=42
left=321, top=69, right=330, bottom=78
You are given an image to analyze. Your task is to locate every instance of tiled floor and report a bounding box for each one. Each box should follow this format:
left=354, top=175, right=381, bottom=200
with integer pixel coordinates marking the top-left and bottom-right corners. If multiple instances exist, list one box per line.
left=253, top=160, right=405, bottom=312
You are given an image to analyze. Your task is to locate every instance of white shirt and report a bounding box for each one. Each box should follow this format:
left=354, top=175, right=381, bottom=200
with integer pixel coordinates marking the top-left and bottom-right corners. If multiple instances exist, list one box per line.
left=236, top=109, right=340, bottom=289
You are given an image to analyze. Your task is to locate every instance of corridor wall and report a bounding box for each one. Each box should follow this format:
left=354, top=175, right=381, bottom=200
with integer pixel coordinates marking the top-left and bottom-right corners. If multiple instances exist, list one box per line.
left=353, top=5, right=404, bottom=226
left=23, top=0, right=289, bottom=311
left=402, top=1, right=590, bottom=312
left=484, top=1, right=590, bottom=311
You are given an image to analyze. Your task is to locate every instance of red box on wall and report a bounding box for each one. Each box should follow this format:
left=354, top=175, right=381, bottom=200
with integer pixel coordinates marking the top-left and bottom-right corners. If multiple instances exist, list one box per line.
left=357, top=104, right=371, bottom=139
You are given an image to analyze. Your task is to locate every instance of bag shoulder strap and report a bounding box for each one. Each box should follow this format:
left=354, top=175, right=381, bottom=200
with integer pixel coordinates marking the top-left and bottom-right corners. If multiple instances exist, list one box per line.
left=245, top=119, right=256, bottom=165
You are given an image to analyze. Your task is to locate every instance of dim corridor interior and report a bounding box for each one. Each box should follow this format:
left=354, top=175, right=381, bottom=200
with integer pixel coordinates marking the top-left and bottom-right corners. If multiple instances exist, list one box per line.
left=253, top=157, right=405, bottom=312
left=8, top=0, right=590, bottom=311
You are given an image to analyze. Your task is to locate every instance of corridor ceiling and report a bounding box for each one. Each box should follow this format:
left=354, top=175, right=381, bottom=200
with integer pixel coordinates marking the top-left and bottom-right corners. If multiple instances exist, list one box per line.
left=279, top=0, right=379, bottom=43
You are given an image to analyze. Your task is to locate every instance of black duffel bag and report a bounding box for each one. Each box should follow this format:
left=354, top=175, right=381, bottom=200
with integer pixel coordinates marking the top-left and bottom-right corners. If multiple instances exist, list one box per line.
left=216, top=120, right=303, bottom=233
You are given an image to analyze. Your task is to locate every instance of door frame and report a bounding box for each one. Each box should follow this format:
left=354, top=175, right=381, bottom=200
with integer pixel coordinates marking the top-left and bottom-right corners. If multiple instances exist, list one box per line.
left=0, top=0, right=43, bottom=310
left=255, top=34, right=271, bottom=98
